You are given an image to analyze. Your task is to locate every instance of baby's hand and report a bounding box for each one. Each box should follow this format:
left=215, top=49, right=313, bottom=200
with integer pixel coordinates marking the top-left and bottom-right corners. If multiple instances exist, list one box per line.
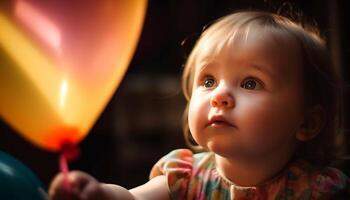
left=49, top=171, right=103, bottom=200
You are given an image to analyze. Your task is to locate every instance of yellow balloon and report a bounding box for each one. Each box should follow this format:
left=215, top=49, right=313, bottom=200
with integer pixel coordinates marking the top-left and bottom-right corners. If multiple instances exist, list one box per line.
left=0, top=0, right=147, bottom=151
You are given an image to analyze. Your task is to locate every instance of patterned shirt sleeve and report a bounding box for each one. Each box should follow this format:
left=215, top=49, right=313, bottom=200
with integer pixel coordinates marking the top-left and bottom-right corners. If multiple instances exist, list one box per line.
left=150, top=149, right=193, bottom=199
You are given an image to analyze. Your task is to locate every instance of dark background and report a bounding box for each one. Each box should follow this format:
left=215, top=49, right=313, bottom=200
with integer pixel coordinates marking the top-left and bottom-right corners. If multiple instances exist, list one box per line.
left=0, top=0, right=349, bottom=189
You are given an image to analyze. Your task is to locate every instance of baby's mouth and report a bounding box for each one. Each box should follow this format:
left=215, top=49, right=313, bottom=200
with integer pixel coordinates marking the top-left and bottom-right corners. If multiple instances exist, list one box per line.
left=208, top=115, right=235, bottom=127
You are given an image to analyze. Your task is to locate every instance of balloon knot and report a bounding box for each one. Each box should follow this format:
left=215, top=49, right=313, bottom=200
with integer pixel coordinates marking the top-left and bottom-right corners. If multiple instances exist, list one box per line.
left=61, top=141, right=80, bottom=162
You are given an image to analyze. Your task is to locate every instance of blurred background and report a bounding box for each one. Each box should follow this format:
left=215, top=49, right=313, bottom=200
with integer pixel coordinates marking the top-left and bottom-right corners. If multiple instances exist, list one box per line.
left=0, top=0, right=349, bottom=189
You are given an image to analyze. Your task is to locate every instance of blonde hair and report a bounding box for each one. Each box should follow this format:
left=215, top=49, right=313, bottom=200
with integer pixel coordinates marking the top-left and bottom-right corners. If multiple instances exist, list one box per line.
left=182, top=11, right=343, bottom=166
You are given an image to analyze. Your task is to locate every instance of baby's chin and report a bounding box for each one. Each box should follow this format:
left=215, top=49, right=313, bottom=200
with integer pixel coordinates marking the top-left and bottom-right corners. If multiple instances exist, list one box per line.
left=207, top=141, right=243, bottom=158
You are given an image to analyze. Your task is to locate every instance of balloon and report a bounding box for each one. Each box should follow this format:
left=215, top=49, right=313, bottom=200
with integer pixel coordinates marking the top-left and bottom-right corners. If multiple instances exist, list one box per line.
left=0, top=151, right=47, bottom=199
left=0, top=1, right=147, bottom=151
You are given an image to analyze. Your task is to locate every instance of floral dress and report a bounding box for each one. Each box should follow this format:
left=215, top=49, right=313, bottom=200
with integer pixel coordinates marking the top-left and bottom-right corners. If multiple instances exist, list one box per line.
left=150, top=149, right=349, bottom=200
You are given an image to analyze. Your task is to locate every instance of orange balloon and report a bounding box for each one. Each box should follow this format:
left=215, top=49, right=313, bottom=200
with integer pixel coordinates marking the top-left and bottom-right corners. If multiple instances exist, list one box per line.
left=0, top=0, right=147, bottom=151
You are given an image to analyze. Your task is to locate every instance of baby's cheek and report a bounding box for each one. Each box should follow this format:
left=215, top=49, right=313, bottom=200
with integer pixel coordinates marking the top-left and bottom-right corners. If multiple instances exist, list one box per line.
left=238, top=106, right=282, bottom=142
left=243, top=110, right=296, bottom=152
left=188, top=102, right=196, bottom=130
left=238, top=103, right=273, bottom=131
left=188, top=100, right=202, bottom=134
left=188, top=96, right=210, bottom=145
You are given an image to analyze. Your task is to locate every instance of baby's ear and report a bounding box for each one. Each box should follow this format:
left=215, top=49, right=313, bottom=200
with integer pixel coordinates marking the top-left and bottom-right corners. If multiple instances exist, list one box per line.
left=296, top=105, right=325, bottom=141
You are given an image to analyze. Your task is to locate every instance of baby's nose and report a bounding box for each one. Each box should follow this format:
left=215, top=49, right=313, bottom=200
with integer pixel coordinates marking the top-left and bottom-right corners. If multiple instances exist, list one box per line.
left=210, top=87, right=234, bottom=108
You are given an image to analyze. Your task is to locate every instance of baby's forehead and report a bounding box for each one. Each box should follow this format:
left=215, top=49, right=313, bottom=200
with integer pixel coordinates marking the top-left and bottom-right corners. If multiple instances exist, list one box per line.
left=195, top=24, right=301, bottom=63
left=193, top=24, right=304, bottom=80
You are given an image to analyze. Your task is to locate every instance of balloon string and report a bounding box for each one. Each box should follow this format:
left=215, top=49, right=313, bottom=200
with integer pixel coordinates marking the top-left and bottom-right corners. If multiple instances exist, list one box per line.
left=59, top=142, right=80, bottom=197
left=59, top=153, right=70, bottom=192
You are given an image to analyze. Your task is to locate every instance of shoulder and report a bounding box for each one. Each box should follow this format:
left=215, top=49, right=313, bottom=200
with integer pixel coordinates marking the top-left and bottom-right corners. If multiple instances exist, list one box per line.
left=149, top=149, right=215, bottom=199
left=149, top=149, right=193, bottom=177
left=149, top=149, right=213, bottom=178
left=285, top=160, right=350, bottom=199
left=309, top=166, right=349, bottom=198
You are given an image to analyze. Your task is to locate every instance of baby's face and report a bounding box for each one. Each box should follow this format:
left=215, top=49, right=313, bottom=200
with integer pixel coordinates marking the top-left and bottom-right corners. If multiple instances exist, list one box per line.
left=188, top=29, right=305, bottom=161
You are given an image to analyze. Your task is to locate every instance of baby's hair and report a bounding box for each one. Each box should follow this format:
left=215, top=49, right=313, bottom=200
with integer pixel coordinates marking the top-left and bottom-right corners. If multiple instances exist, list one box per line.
left=181, top=10, right=343, bottom=167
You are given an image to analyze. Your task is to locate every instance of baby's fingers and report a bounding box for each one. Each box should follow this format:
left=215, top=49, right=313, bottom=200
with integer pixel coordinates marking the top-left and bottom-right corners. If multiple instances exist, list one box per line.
left=49, top=171, right=95, bottom=200
left=49, top=172, right=72, bottom=200
left=79, top=180, right=102, bottom=200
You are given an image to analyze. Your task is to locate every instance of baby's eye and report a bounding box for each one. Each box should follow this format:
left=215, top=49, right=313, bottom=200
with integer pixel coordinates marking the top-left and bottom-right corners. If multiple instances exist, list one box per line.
left=203, top=77, right=216, bottom=88
left=241, top=78, right=262, bottom=90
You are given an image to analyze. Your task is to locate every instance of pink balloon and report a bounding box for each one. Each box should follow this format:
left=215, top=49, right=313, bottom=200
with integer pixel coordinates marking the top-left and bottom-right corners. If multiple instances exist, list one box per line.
left=0, top=0, right=147, bottom=151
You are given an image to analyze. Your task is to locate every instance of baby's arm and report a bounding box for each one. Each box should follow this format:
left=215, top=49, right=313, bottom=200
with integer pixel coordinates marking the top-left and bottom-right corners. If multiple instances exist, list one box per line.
left=49, top=171, right=170, bottom=200
left=103, top=175, right=170, bottom=200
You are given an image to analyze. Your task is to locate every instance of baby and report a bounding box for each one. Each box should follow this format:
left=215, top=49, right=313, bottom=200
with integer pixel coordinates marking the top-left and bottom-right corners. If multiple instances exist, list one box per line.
left=49, top=11, right=349, bottom=199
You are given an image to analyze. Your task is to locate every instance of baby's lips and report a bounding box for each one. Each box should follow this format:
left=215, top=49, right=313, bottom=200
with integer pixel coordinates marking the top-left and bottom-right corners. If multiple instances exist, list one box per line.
left=208, top=115, right=235, bottom=127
